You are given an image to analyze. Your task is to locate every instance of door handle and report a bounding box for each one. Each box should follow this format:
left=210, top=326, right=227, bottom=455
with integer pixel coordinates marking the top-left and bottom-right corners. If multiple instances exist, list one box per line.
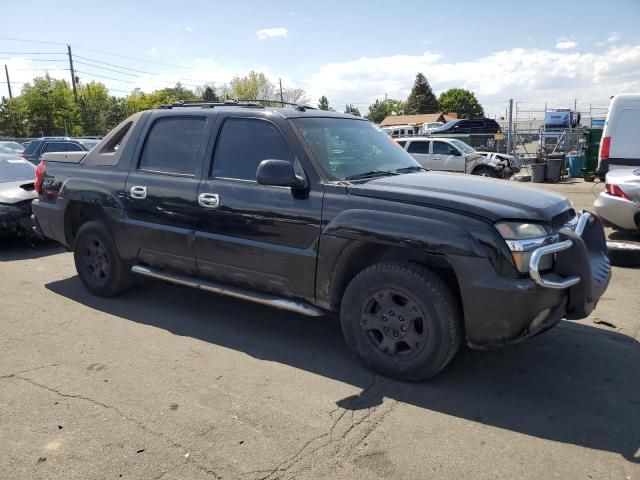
left=198, top=193, right=220, bottom=209
left=130, top=186, right=147, bottom=199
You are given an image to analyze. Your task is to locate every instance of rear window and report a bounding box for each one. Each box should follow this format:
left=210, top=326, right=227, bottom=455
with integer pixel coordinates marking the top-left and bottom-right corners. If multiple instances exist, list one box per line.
left=139, top=116, right=207, bottom=175
left=23, top=141, right=41, bottom=155
left=0, top=158, right=35, bottom=183
left=407, top=141, right=429, bottom=154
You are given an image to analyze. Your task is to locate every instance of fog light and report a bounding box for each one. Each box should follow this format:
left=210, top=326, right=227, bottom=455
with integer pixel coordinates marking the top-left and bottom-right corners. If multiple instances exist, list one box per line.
left=512, top=250, right=554, bottom=273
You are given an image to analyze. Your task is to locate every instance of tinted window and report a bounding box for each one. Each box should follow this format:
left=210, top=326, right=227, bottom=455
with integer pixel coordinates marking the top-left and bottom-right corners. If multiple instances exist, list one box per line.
left=396, top=140, right=407, bottom=147
left=433, top=141, right=451, bottom=155
left=66, top=143, right=84, bottom=152
left=139, top=117, right=206, bottom=175
left=23, top=141, right=40, bottom=155
left=212, top=118, right=294, bottom=180
left=407, top=141, right=429, bottom=154
left=43, top=142, right=68, bottom=153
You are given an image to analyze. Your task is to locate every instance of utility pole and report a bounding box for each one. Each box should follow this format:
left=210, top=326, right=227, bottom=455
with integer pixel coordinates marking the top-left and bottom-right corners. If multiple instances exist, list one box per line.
left=507, top=99, right=513, bottom=156
left=278, top=78, right=284, bottom=107
left=4, top=64, right=12, bottom=99
left=67, top=44, right=77, bottom=101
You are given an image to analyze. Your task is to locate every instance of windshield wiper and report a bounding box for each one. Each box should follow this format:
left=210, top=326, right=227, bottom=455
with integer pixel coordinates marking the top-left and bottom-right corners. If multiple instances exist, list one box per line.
left=344, top=170, right=400, bottom=181
left=394, top=166, right=427, bottom=173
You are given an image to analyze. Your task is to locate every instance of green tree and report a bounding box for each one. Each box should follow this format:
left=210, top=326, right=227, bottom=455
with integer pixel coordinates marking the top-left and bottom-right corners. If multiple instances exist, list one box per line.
left=202, top=85, right=219, bottom=102
left=77, top=81, right=111, bottom=135
left=318, top=95, right=330, bottom=111
left=438, top=88, right=484, bottom=119
left=229, top=71, right=275, bottom=100
left=21, top=74, right=80, bottom=136
left=344, top=104, right=361, bottom=116
left=365, top=98, right=405, bottom=124
left=404, top=73, right=439, bottom=114
left=105, top=96, right=129, bottom=130
left=0, top=96, right=30, bottom=137
left=281, top=88, right=308, bottom=105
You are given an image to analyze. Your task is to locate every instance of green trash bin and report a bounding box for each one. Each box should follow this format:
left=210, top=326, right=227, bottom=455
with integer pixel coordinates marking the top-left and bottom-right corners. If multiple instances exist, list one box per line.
left=583, top=128, right=603, bottom=181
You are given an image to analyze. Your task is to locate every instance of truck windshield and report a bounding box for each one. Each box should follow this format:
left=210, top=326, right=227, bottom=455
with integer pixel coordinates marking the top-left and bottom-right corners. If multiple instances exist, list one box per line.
left=449, top=139, right=476, bottom=154
left=292, top=118, right=421, bottom=181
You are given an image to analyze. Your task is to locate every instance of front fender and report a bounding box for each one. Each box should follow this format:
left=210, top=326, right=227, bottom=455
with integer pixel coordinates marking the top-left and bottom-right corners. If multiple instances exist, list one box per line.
left=323, top=209, right=488, bottom=257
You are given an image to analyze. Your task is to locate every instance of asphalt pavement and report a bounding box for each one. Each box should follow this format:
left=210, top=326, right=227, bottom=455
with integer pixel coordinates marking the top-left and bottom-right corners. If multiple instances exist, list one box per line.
left=0, top=180, right=638, bottom=479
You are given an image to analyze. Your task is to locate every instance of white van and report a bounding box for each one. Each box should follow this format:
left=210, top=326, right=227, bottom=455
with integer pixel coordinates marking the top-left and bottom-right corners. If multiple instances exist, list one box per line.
left=597, top=93, right=640, bottom=176
left=382, top=125, right=417, bottom=137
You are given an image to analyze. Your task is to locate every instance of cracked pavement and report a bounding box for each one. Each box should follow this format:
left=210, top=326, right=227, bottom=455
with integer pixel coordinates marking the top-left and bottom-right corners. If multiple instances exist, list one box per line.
left=1, top=181, right=639, bottom=479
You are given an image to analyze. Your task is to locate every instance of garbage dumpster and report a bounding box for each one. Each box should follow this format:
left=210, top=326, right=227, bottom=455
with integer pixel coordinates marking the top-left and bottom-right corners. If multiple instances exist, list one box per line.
left=546, top=158, right=563, bottom=183
left=531, top=163, right=546, bottom=183
left=567, top=153, right=584, bottom=178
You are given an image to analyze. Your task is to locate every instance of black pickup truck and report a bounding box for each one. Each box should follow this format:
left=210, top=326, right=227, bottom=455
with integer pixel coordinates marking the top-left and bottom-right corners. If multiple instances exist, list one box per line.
left=32, top=101, right=611, bottom=380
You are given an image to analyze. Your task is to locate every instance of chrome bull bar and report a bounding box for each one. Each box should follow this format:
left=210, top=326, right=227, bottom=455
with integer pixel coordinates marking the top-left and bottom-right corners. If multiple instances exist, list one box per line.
left=528, top=211, right=592, bottom=289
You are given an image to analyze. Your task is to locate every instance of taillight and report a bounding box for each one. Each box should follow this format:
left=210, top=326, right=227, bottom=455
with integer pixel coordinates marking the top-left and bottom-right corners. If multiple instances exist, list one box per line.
left=34, top=160, right=46, bottom=194
left=605, top=182, right=632, bottom=201
left=600, top=136, right=611, bottom=159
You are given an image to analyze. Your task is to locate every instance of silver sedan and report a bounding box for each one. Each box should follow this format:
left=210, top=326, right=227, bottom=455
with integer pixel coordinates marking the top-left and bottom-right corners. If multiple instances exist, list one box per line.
left=594, top=168, right=640, bottom=231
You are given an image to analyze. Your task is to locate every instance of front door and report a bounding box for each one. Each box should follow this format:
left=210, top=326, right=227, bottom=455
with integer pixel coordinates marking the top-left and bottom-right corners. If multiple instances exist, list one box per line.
left=432, top=141, right=465, bottom=172
left=195, top=115, right=323, bottom=300
left=123, top=114, right=209, bottom=275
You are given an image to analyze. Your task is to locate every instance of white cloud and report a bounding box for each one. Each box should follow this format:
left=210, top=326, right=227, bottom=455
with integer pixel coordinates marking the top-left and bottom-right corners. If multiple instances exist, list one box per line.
left=256, top=27, right=288, bottom=40
left=185, top=25, right=192, bottom=32
left=555, top=39, right=578, bottom=50
left=303, top=45, right=640, bottom=115
left=147, top=47, right=157, bottom=56
left=5, top=43, right=640, bottom=119
left=606, top=32, right=621, bottom=43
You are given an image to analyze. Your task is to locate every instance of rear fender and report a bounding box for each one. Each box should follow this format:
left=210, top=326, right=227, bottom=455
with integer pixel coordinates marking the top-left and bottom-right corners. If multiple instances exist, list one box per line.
left=60, top=178, right=123, bottom=209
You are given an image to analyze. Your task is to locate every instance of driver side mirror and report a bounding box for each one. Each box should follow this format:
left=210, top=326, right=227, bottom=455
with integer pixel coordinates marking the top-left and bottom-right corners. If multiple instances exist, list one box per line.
left=256, top=159, right=307, bottom=190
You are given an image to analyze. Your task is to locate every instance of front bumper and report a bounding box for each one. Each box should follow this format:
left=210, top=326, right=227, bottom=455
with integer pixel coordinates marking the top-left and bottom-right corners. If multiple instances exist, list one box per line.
left=0, top=201, right=37, bottom=238
left=448, top=211, right=611, bottom=348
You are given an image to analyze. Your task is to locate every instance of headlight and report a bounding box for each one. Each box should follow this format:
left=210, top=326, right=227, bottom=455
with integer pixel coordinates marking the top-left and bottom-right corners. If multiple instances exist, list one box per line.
left=495, top=222, right=549, bottom=239
left=495, top=221, right=555, bottom=273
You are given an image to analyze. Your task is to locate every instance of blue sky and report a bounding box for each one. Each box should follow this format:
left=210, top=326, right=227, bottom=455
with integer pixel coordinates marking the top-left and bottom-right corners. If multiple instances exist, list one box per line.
left=2, top=0, right=640, bottom=115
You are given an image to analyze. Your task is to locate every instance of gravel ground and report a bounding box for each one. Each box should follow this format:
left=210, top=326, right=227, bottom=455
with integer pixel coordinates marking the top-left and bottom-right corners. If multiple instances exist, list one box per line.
left=0, top=179, right=638, bottom=479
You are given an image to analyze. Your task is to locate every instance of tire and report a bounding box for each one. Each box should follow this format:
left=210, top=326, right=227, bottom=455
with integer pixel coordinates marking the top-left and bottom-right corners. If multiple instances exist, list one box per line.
left=472, top=166, right=499, bottom=178
left=73, top=220, right=133, bottom=297
left=340, top=262, right=462, bottom=381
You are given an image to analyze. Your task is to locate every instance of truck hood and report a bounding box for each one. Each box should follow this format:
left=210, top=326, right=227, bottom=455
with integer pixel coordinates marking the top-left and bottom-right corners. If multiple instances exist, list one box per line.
left=0, top=180, right=37, bottom=204
left=347, top=172, right=572, bottom=223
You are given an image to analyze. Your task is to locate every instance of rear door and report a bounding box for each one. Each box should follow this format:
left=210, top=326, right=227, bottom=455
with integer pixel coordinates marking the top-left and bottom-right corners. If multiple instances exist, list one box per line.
left=194, top=114, right=323, bottom=300
left=123, top=113, right=209, bottom=275
left=406, top=140, right=431, bottom=169
left=432, top=141, right=465, bottom=172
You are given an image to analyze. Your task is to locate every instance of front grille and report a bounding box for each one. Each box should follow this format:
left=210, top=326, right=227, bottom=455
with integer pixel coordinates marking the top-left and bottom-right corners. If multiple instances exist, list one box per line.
left=551, top=209, right=576, bottom=230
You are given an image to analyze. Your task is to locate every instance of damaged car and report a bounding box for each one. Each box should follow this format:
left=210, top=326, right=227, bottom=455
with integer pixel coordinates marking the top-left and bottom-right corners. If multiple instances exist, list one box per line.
left=0, top=154, right=38, bottom=238
left=398, top=136, right=516, bottom=178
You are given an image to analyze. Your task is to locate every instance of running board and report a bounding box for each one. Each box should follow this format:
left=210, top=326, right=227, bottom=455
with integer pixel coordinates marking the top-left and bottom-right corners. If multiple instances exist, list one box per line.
left=131, top=265, right=326, bottom=317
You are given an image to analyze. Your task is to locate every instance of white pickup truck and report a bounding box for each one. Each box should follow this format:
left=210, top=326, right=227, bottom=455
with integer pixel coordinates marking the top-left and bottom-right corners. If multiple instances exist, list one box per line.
left=396, top=136, right=516, bottom=178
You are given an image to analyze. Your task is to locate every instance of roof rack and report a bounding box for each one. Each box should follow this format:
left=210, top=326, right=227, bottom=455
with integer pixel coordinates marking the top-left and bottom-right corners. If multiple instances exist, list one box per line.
left=157, top=99, right=316, bottom=112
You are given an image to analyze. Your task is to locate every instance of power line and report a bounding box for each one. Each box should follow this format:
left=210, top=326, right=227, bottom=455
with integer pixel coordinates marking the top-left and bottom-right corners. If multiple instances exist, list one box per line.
left=0, top=58, right=67, bottom=62
left=0, top=51, right=65, bottom=55
left=74, top=70, right=135, bottom=84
